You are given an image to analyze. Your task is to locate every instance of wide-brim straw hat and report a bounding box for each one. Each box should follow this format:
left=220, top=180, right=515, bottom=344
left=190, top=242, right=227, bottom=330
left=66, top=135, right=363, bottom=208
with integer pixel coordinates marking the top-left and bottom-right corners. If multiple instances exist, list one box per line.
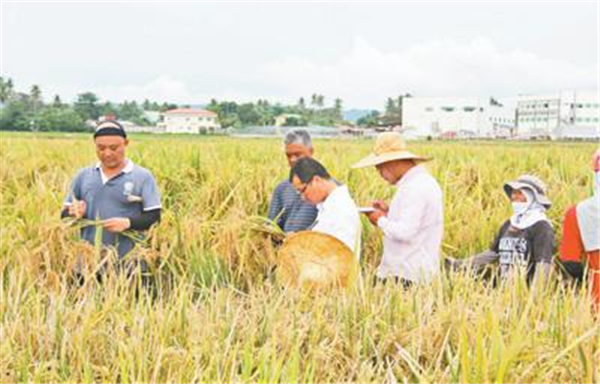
left=503, top=174, right=552, bottom=208
left=277, top=231, right=358, bottom=290
left=352, top=132, right=431, bottom=168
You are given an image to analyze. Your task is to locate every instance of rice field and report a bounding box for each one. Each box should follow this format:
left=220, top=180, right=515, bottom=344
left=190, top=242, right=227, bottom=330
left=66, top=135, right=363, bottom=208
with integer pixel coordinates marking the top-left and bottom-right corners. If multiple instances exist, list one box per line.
left=0, top=132, right=598, bottom=383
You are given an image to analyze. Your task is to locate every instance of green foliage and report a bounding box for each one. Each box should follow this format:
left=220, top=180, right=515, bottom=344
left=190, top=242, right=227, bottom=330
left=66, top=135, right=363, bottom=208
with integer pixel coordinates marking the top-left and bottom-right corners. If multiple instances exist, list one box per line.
left=38, top=106, right=87, bottom=132
left=0, top=93, right=35, bottom=131
left=356, top=110, right=380, bottom=127
left=207, top=96, right=346, bottom=128
left=74, top=92, right=101, bottom=121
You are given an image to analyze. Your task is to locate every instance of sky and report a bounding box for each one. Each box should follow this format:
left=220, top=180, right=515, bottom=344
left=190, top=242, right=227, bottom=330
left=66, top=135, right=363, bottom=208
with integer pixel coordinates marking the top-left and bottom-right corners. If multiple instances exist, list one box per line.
left=1, top=1, right=598, bottom=109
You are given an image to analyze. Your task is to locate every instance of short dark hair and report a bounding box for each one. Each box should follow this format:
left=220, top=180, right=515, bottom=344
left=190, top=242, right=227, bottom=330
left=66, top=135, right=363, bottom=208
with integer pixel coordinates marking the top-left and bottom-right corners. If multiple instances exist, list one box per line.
left=94, top=120, right=127, bottom=138
left=289, top=157, right=330, bottom=183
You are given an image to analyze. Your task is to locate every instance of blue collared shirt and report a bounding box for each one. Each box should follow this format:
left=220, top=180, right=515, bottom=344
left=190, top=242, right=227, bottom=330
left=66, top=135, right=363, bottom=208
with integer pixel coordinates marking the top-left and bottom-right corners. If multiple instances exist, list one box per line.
left=268, top=180, right=318, bottom=233
left=64, top=160, right=162, bottom=258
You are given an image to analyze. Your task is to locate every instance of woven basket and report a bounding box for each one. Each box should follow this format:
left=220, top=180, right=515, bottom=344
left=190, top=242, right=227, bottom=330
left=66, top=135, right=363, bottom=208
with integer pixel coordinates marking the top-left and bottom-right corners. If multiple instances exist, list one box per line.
left=277, top=231, right=358, bottom=289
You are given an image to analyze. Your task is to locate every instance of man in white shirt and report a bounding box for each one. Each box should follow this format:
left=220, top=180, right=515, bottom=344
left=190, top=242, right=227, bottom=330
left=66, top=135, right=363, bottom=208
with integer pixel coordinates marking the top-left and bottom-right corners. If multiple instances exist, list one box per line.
left=290, top=157, right=361, bottom=259
left=353, top=132, right=443, bottom=285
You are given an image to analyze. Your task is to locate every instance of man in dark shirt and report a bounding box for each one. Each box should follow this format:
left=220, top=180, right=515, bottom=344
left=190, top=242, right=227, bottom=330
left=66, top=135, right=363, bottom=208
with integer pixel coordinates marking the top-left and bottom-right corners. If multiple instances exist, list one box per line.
left=62, top=121, right=162, bottom=285
left=267, top=129, right=318, bottom=233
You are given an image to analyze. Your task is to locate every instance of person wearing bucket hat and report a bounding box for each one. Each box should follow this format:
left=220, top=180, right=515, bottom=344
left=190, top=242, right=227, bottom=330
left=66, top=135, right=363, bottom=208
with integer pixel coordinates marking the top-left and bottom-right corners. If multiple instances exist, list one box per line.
left=446, top=174, right=555, bottom=286
left=61, top=120, right=162, bottom=263
left=559, top=148, right=600, bottom=312
left=352, top=132, right=443, bottom=285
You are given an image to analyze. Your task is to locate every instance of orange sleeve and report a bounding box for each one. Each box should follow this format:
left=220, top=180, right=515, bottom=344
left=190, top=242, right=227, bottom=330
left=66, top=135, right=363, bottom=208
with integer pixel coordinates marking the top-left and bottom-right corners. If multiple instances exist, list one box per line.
left=559, top=205, right=585, bottom=263
left=587, top=250, right=600, bottom=313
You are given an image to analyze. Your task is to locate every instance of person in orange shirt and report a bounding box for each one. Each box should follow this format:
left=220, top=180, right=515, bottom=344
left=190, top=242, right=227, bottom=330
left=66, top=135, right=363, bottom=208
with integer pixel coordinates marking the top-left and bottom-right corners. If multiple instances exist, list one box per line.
left=559, top=149, right=600, bottom=312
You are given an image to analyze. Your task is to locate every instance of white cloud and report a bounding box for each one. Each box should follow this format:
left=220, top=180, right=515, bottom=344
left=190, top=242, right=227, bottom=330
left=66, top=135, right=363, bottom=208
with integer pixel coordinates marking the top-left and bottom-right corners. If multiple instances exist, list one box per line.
left=92, top=75, right=197, bottom=104
left=28, top=37, right=598, bottom=110
left=259, top=36, right=597, bottom=109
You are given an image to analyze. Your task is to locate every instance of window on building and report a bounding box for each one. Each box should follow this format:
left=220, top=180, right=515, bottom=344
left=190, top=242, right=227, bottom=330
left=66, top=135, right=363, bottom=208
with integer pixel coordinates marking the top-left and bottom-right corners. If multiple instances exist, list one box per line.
left=425, top=107, right=434, bottom=112
left=441, top=107, right=455, bottom=112
left=463, top=107, right=476, bottom=112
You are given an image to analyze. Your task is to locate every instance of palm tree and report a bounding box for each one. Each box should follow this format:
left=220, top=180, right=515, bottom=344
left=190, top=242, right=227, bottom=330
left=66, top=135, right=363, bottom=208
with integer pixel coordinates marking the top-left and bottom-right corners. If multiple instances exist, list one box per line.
left=30, top=85, right=42, bottom=104
left=30, top=85, right=43, bottom=132
left=0, top=77, right=14, bottom=103
left=334, top=98, right=343, bottom=119
left=310, top=94, right=318, bottom=108
left=298, top=97, right=305, bottom=109
left=52, top=95, right=62, bottom=108
left=316, top=94, right=324, bottom=108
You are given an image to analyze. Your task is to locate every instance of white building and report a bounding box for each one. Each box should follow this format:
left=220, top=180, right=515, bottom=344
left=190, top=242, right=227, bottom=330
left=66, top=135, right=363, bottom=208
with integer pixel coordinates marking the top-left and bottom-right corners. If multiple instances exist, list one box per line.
left=401, top=97, right=516, bottom=139
left=158, top=108, right=221, bottom=134
left=516, top=90, right=599, bottom=139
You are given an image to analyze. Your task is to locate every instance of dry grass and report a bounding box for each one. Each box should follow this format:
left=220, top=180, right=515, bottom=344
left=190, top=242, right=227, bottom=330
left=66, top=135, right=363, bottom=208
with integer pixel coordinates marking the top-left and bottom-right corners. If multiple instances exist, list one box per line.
left=0, top=132, right=598, bottom=383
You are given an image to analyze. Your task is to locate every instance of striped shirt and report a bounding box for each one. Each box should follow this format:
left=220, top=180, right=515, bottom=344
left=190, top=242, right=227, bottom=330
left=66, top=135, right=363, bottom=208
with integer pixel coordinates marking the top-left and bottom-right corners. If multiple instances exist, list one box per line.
left=268, top=180, right=318, bottom=233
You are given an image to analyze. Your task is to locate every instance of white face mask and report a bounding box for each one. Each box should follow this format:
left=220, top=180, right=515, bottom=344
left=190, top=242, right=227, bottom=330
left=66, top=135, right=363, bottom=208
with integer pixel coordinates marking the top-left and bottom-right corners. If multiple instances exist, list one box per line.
left=511, top=201, right=530, bottom=216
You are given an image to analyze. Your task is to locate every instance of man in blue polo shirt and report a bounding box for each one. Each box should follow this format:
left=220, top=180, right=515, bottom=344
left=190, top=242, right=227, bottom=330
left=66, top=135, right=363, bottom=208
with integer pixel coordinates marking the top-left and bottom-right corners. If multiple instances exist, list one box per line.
left=268, top=129, right=318, bottom=233
left=62, top=120, right=162, bottom=259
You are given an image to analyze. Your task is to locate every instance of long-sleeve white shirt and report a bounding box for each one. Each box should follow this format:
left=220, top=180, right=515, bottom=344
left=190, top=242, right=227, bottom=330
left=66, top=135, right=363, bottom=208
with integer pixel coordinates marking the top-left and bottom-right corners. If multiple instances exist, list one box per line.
left=376, top=165, right=443, bottom=282
left=312, top=185, right=361, bottom=259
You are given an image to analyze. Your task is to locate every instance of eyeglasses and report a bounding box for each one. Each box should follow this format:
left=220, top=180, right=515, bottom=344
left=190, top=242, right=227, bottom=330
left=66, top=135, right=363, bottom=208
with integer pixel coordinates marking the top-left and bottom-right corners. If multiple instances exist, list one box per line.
left=295, top=179, right=313, bottom=195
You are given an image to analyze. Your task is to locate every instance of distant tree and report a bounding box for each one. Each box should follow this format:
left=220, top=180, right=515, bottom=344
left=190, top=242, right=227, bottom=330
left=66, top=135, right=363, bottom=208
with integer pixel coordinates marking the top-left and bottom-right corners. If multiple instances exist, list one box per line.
left=52, top=95, right=62, bottom=108
left=29, top=85, right=43, bottom=131
left=38, top=107, right=86, bottom=132
left=334, top=98, right=343, bottom=119
left=298, top=97, right=306, bottom=109
left=159, top=102, right=178, bottom=112
left=30, top=85, right=42, bottom=104
left=0, top=77, right=14, bottom=103
left=74, top=92, right=101, bottom=121
left=316, top=94, right=324, bottom=108
left=119, top=100, right=146, bottom=124
left=244, top=103, right=265, bottom=125
left=396, top=93, right=412, bottom=125
left=283, top=115, right=307, bottom=127
left=357, top=110, right=381, bottom=127
left=99, top=101, right=118, bottom=118
left=0, top=93, right=33, bottom=131
left=385, top=97, right=396, bottom=115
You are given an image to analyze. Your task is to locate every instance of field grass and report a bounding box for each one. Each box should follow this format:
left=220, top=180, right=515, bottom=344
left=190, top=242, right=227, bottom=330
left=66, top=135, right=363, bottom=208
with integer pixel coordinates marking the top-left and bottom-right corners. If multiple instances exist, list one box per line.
left=1, top=132, right=598, bottom=383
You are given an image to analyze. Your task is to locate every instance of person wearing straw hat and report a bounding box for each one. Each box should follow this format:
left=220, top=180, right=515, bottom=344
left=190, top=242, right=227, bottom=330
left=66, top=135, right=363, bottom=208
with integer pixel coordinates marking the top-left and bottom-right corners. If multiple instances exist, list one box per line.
left=61, top=120, right=162, bottom=260
left=559, top=149, right=600, bottom=311
left=290, top=157, right=361, bottom=258
left=446, top=174, right=555, bottom=286
left=352, top=132, right=443, bottom=285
